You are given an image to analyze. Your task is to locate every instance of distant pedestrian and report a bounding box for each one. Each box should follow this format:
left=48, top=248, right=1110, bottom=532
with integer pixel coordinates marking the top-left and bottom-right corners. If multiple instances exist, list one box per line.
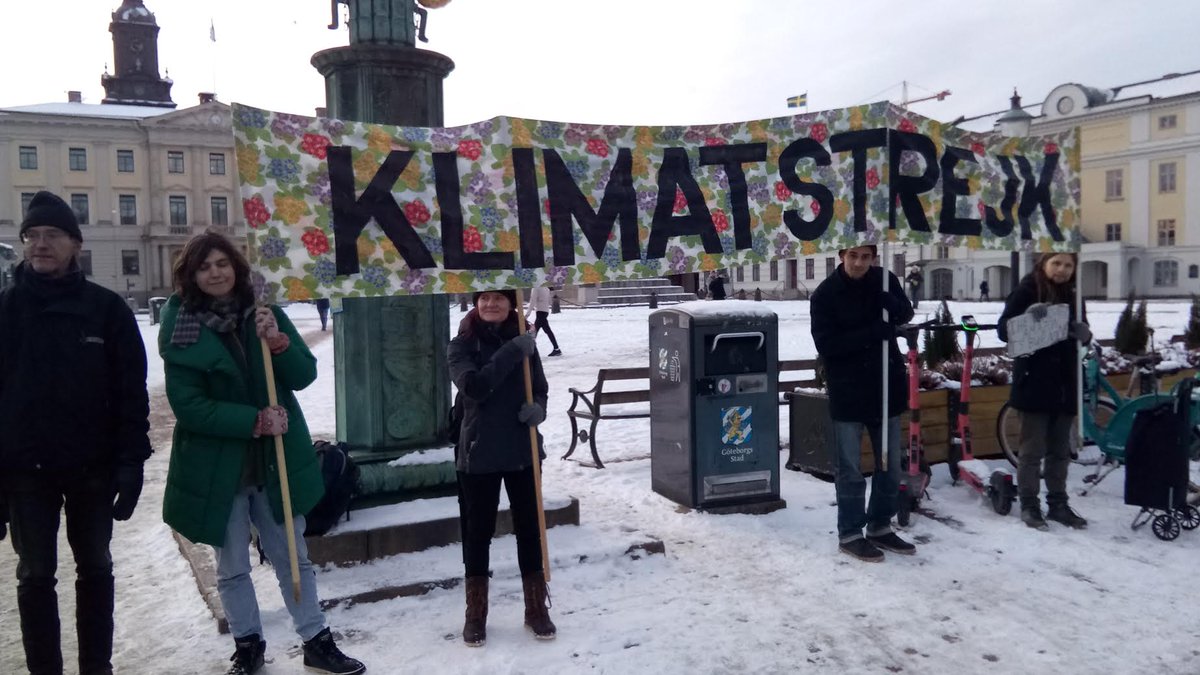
left=0, top=190, right=152, bottom=675
left=979, top=280, right=990, bottom=301
left=315, top=297, right=331, bottom=331
left=905, top=268, right=923, bottom=309
left=526, top=286, right=561, bottom=356
left=810, top=245, right=916, bottom=563
left=708, top=272, right=727, bottom=300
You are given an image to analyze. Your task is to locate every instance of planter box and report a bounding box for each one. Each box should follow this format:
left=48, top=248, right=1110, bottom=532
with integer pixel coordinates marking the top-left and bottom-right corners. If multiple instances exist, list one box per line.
left=785, top=390, right=950, bottom=477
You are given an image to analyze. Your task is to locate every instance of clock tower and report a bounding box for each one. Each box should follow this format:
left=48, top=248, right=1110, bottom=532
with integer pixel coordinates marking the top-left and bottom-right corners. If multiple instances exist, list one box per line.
left=100, top=0, right=176, bottom=108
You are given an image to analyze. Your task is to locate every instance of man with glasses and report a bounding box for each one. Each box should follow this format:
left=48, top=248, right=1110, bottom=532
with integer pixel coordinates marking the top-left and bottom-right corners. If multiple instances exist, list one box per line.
left=0, top=190, right=151, bottom=675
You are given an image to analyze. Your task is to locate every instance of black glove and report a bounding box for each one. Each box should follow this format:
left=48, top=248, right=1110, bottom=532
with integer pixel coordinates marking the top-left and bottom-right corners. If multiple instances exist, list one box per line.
left=879, top=290, right=905, bottom=318
left=1069, top=322, right=1092, bottom=344
left=493, top=333, right=537, bottom=368
left=1026, top=303, right=1049, bottom=321
left=518, top=402, right=546, bottom=426
left=112, top=464, right=144, bottom=522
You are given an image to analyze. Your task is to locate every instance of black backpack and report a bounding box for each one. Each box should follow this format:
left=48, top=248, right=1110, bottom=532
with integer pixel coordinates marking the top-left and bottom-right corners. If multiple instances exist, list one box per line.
left=304, top=441, right=361, bottom=536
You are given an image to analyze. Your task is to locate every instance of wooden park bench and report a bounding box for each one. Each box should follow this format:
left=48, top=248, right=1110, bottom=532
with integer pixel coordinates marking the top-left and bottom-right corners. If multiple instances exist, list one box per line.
left=562, top=359, right=819, bottom=468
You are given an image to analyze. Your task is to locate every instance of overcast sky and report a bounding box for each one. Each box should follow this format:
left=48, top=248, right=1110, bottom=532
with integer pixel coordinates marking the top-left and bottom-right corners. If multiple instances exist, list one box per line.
left=4, top=0, right=1198, bottom=129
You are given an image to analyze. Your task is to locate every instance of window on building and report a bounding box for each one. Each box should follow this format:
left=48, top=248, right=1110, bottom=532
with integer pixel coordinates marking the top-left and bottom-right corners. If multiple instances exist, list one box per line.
left=825, top=257, right=835, bottom=277
left=1154, top=260, right=1178, bottom=287
left=1105, top=169, right=1123, bottom=200
left=735, top=267, right=744, bottom=282
left=169, top=196, right=188, bottom=225
left=1159, top=114, right=1178, bottom=130
left=209, top=153, right=226, bottom=175
left=70, top=194, right=89, bottom=225
left=117, top=149, right=135, bottom=173
left=20, top=192, right=35, bottom=218
left=1159, top=162, right=1177, bottom=193
left=935, top=245, right=950, bottom=260
left=1105, top=223, right=1121, bottom=241
left=18, top=146, right=37, bottom=170
left=1157, top=219, right=1176, bottom=247
left=893, top=254, right=905, bottom=277
left=119, top=195, right=137, bottom=225
left=121, top=250, right=140, bottom=276
left=211, top=196, right=229, bottom=226
left=805, top=258, right=815, bottom=280
left=1190, top=265, right=1199, bottom=280
left=68, top=147, right=87, bottom=171
left=751, top=265, right=760, bottom=282
left=769, top=260, right=779, bottom=282
left=78, top=250, right=93, bottom=277
left=167, top=151, right=185, bottom=174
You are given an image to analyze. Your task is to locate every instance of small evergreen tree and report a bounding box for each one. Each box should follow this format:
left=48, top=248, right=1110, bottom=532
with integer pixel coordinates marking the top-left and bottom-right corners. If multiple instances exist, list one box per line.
left=1135, top=297, right=1150, bottom=351
left=1185, top=295, right=1200, bottom=349
left=922, top=301, right=961, bottom=369
left=1114, top=292, right=1150, bottom=354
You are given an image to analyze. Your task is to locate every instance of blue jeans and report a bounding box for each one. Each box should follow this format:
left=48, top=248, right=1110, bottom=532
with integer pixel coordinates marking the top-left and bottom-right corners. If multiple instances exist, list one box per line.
left=830, top=417, right=902, bottom=541
left=5, top=470, right=115, bottom=675
left=214, top=486, right=325, bottom=642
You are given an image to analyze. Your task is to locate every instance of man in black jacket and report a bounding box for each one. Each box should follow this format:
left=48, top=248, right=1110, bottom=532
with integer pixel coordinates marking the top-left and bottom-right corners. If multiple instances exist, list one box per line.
left=811, top=245, right=916, bottom=562
left=0, top=191, right=151, bottom=674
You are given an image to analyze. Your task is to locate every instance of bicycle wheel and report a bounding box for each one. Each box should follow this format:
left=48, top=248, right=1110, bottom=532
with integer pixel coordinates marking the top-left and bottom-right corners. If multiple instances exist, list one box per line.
left=997, top=398, right=1117, bottom=468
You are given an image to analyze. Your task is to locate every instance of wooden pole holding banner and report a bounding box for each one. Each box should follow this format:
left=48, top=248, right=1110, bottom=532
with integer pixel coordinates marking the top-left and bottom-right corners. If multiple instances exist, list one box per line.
left=514, top=288, right=552, bottom=582
left=259, top=330, right=302, bottom=603
left=1075, top=265, right=1085, bottom=449
left=880, top=239, right=890, bottom=471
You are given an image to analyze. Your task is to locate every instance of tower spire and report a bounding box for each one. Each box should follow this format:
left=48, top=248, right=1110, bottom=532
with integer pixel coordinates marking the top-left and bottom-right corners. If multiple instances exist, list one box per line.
left=100, top=0, right=176, bottom=108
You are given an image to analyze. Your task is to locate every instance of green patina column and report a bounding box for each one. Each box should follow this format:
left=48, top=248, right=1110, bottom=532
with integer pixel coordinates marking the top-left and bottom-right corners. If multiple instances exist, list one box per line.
left=313, top=0, right=456, bottom=498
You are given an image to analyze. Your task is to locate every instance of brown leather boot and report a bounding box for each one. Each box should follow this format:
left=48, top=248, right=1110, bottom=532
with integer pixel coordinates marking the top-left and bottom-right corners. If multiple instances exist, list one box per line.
left=463, top=576, right=488, bottom=647
left=522, top=572, right=557, bottom=640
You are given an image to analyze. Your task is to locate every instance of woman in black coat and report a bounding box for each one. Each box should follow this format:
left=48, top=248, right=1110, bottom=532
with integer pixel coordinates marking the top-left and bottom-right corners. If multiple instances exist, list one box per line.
left=446, top=289, right=555, bottom=646
left=997, top=252, right=1091, bottom=531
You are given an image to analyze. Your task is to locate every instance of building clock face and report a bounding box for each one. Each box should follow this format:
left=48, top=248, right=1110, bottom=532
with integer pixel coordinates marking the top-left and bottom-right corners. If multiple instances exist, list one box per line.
left=1056, top=96, right=1075, bottom=115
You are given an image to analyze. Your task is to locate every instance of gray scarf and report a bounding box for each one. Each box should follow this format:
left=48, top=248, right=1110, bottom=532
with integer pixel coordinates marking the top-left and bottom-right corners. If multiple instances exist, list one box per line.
left=172, top=296, right=250, bottom=346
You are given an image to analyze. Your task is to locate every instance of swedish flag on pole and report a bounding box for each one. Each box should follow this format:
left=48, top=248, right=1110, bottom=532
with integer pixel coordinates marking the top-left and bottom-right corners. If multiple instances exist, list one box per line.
left=786, top=93, right=807, bottom=109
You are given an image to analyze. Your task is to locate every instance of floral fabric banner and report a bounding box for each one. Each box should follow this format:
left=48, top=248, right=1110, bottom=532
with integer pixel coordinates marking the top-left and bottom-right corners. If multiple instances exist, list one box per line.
left=232, top=102, right=1079, bottom=301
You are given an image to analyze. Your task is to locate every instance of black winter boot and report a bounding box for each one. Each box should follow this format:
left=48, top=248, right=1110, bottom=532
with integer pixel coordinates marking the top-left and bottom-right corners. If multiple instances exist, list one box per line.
left=522, top=573, right=557, bottom=640
left=1046, top=503, right=1088, bottom=529
left=1021, top=505, right=1049, bottom=531
left=226, top=633, right=265, bottom=675
left=302, top=628, right=365, bottom=675
left=463, top=576, right=489, bottom=647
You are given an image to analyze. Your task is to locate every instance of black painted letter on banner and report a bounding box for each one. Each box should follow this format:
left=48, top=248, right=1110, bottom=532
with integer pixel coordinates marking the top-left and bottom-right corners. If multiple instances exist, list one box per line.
left=829, top=129, right=888, bottom=232
left=699, top=143, right=767, bottom=250
left=328, top=146, right=434, bottom=275
left=938, top=145, right=981, bottom=236
left=544, top=148, right=640, bottom=266
left=1015, top=154, right=1063, bottom=241
left=647, top=147, right=722, bottom=259
left=512, top=147, right=545, bottom=269
left=434, top=152, right=514, bottom=270
left=889, top=131, right=939, bottom=233
left=777, top=138, right=833, bottom=241
left=983, top=156, right=1020, bottom=237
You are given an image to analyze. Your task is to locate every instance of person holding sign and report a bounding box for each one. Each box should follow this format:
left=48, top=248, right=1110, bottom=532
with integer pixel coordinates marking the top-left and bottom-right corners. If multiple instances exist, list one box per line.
left=158, top=232, right=364, bottom=675
left=997, top=252, right=1090, bottom=532
left=448, top=290, right=556, bottom=646
left=810, top=245, right=916, bottom=562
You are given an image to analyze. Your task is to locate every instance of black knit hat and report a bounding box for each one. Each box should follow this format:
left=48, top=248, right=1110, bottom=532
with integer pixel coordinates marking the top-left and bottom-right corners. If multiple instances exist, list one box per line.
left=20, top=191, right=82, bottom=242
left=472, top=289, right=518, bottom=308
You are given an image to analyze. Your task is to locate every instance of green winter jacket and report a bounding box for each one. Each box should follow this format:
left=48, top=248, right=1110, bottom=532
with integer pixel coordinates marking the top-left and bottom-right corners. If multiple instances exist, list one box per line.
left=159, top=295, right=323, bottom=546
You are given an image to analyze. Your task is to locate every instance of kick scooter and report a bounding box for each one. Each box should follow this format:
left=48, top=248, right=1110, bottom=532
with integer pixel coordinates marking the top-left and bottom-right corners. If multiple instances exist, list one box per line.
left=896, top=322, right=933, bottom=526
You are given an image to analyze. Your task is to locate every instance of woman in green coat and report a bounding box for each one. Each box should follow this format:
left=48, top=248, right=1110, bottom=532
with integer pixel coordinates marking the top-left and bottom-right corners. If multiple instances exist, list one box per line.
left=159, top=232, right=364, bottom=675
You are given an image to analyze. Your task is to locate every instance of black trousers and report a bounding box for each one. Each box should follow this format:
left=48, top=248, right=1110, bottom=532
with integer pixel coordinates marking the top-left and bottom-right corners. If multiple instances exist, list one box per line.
left=457, top=467, right=543, bottom=577
left=533, top=311, right=559, bottom=350
left=5, top=470, right=115, bottom=675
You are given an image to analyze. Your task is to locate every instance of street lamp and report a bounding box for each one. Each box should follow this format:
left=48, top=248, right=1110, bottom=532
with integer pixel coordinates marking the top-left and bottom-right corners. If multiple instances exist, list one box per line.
left=996, top=88, right=1034, bottom=291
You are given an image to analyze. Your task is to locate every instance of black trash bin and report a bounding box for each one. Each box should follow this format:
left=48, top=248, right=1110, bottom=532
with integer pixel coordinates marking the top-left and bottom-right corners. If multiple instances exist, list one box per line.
left=649, top=302, right=786, bottom=513
left=149, top=296, right=168, bottom=325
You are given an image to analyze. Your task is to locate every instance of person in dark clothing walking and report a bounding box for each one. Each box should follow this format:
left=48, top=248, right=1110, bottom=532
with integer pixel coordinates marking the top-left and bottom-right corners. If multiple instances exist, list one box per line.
left=315, top=297, right=331, bottom=331
left=997, top=252, right=1090, bottom=531
left=905, top=268, right=923, bottom=309
left=0, top=190, right=151, bottom=675
left=810, top=245, right=916, bottom=562
left=708, top=271, right=727, bottom=300
left=526, top=285, right=561, bottom=356
left=979, top=279, right=990, bottom=301
left=448, top=290, right=556, bottom=646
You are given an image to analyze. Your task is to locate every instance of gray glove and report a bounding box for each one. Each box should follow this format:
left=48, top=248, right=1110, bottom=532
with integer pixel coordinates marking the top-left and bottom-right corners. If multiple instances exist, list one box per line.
left=518, top=402, right=546, bottom=426
left=494, top=333, right=537, bottom=366
left=1026, top=303, right=1049, bottom=321
left=1069, top=322, right=1092, bottom=344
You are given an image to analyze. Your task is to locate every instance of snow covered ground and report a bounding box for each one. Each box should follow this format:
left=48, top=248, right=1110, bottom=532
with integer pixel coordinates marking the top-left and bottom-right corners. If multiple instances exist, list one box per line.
left=3, top=298, right=1199, bottom=674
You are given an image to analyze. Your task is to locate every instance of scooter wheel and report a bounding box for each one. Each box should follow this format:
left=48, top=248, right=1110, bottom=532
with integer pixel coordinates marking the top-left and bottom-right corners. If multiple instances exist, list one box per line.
left=947, top=445, right=961, bottom=482
left=1152, top=513, right=1181, bottom=541
left=989, top=471, right=1014, bottom=516
left=1176, top=505, right=1200, bottom=531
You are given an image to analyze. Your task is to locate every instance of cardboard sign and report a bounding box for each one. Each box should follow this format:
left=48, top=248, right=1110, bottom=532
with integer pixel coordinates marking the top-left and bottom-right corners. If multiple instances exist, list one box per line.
left=1006, top=304, right=1070, bottom=357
